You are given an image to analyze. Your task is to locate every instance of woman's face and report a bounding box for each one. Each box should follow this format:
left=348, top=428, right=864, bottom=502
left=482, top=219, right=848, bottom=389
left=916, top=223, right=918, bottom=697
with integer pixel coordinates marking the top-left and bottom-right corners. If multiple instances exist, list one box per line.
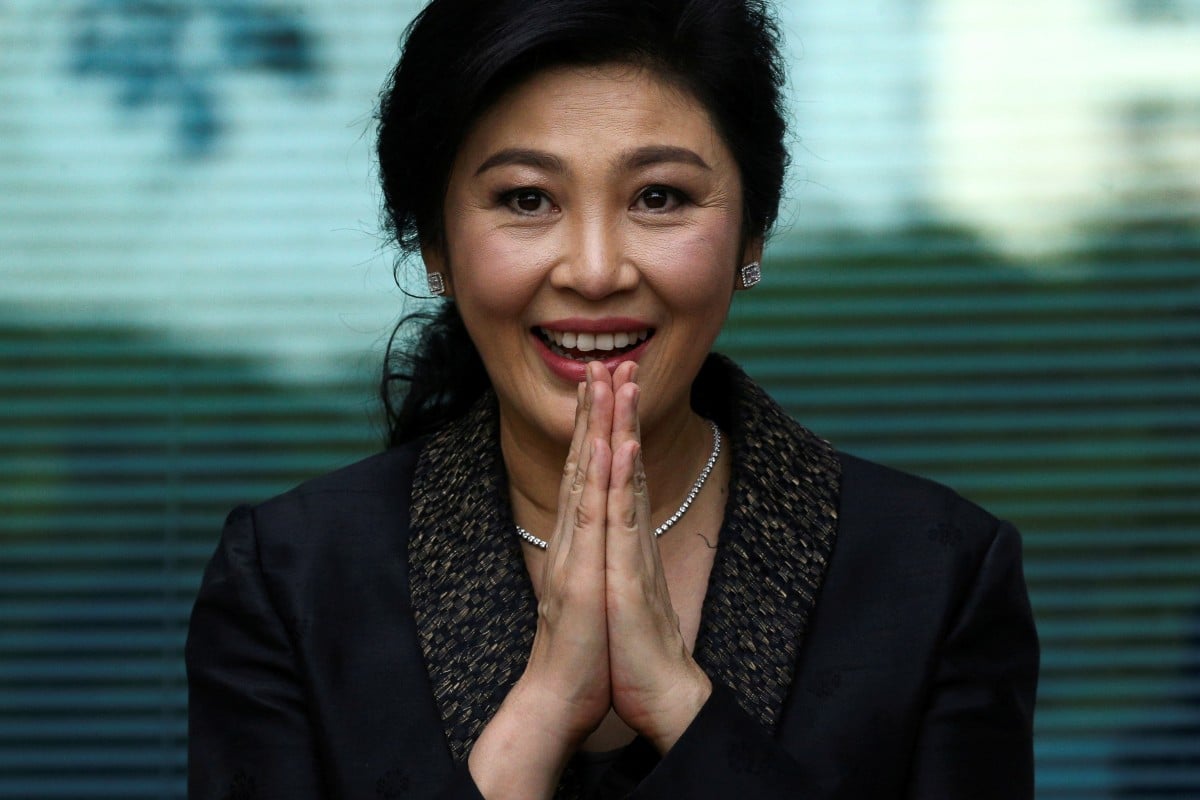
left=428, top=63, right=758, bottom=446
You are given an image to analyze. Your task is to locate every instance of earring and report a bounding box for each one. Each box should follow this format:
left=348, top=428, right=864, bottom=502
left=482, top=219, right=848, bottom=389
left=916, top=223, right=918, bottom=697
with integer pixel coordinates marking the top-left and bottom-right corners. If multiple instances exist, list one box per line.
left=426, top=272, right=446, bottom=296
left=739, top=262, right=762, bottom=289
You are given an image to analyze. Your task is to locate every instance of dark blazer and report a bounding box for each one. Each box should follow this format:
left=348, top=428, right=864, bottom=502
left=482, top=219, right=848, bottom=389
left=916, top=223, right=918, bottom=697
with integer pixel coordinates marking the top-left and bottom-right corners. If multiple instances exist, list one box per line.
left=187, top=362, right=1038, bottom=799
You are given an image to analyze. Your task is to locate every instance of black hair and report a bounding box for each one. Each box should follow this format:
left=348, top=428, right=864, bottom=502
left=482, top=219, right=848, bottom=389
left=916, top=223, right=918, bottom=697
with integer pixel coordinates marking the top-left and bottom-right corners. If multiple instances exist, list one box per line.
left=377, top=0, right=789, bottom=446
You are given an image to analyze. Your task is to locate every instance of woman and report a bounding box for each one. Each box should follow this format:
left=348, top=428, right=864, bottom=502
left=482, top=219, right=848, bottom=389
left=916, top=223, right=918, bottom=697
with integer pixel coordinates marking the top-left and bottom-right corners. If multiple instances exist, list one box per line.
left=186, top=0, right=1039, bottom=798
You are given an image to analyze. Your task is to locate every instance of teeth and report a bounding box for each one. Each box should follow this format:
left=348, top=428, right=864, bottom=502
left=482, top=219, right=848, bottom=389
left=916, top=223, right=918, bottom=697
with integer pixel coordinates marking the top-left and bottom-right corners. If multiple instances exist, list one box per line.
left=540, top=327, right=651, bottom=355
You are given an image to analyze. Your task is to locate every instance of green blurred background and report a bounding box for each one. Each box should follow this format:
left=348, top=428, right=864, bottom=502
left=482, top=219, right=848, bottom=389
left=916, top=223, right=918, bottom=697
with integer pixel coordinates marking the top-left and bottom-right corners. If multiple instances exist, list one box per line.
left=1, top=1, right=1197, bottom=797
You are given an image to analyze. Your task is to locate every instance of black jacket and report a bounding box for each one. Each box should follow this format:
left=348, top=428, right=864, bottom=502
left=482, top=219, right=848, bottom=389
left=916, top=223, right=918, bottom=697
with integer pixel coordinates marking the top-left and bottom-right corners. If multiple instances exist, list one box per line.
left=187, top=359, right=1038, bottom=798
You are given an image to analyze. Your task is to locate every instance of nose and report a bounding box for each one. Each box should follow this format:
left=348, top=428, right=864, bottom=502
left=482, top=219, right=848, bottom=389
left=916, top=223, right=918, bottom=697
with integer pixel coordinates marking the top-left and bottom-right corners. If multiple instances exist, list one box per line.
left=548, top=210, right=639, bottom=299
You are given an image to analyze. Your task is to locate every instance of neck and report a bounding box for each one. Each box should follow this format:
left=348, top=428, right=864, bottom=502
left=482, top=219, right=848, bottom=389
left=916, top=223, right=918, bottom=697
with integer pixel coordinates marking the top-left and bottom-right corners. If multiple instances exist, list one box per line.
left=501, top=401, right=715, bottom=542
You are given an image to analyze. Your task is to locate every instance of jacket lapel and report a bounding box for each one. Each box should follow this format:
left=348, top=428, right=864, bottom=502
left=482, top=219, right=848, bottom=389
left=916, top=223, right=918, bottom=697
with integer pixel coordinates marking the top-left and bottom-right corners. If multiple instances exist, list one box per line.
left=407, top=395, right=536, bottom=762
left=691, top=358, right=842, bottom=729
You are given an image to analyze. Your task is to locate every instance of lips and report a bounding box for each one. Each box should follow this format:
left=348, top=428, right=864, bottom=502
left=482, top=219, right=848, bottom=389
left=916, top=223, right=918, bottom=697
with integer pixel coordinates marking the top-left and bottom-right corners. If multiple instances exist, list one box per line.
left=531, top=322, right=655, bottom=382
left=536, top=327, right=651, bottom=360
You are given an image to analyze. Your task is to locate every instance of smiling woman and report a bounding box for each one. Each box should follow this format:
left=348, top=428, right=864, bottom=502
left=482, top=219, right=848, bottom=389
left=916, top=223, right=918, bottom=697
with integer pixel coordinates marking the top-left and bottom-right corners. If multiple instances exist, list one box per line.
left=185, top=1, right=1039, bottom=799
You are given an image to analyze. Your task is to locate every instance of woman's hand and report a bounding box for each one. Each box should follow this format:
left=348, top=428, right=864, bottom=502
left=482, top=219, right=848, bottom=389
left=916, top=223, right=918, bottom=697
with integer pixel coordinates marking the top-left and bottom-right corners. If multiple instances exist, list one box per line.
left=518, top=363, right=616, bottom=741
left=604, top=364, right=712, bottom=753
left=468, top=363, right=615, bottom=798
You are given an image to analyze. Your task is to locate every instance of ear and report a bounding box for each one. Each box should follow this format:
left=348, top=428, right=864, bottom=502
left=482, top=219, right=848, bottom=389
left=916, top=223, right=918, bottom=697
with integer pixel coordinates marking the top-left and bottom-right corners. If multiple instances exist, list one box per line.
left=420, top=242, right=454, bottom=297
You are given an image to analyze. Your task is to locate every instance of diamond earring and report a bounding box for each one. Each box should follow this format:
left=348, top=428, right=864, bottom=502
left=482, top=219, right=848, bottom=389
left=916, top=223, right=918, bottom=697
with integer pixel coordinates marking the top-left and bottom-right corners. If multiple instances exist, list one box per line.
left=426, top=272, right=446, bottom=296
left=739, top=262, right=761, bottom=289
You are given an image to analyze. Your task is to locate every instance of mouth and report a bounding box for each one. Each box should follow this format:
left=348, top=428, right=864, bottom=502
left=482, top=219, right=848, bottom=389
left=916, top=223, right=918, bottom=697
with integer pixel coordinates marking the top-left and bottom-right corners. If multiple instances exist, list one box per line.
left=533, top=326, right=653, bottom=363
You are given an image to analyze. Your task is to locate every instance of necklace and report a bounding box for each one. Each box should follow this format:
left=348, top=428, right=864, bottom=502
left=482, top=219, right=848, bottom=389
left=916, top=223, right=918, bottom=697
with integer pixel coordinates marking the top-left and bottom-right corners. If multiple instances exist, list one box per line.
left=515, top=420, right=722, bottom=550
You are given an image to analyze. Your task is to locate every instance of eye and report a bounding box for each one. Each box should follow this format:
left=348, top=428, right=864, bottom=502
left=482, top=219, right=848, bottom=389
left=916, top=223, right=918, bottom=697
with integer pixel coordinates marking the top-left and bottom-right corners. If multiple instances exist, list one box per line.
left=502, top=188, right=555, bottom=216
left=634, top=186, right=685, bottom=213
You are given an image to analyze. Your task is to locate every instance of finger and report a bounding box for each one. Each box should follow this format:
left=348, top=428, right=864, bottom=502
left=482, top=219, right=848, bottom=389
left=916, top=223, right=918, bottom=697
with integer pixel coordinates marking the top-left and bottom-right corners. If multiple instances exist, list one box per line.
left=550, top=369, right=597, bottom=561
left=632, top=441, right=653, bottom=554
left=545, top=379, right=589, bottom=568
left=590, top=359, right=617, bottom=405
left=570, top=435, right=611, bottom=570
left=554, top=377, right=591, bottom=530
left=611, top=360, right=637, bottom=394
left=604, top=383, right=652, bottom=582
left=553, top=444, right=589, bottom=562
left=606, top=429, right=653, bottom=580
left=607, top=438, right=642, bottom=536
left=613, top=381, right=649, bottom=534
left=609, top=381, right=647, bottom=574
left=554, top=364, right=604, bottom=531
left=610, top=380, right=640, bottom=461
left=584, top=361, right=615, bottom=460
left=557, top=365, right=613, bottom=561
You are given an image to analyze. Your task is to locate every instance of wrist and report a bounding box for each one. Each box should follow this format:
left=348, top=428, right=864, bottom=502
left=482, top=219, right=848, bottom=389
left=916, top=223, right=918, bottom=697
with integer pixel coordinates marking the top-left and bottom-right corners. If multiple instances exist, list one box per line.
left=468, top=680, right=580, bottom=799
left=645, top=667, right=712, bottom=755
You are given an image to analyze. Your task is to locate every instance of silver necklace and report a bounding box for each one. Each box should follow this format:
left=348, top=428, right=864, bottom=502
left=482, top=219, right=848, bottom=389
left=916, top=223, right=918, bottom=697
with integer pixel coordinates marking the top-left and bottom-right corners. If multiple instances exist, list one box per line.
left=515, top=421, right=722, bottom=550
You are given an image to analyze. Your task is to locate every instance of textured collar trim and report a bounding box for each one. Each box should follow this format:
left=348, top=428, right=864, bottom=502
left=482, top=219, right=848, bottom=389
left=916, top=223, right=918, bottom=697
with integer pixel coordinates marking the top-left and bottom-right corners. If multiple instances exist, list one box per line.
left=407, top=355, right=842, bottom=763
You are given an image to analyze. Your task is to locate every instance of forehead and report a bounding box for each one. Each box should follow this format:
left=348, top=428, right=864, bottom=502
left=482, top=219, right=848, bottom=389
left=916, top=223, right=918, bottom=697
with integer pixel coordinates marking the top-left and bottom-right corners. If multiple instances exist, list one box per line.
left=455, top=63, right=732, bottom=170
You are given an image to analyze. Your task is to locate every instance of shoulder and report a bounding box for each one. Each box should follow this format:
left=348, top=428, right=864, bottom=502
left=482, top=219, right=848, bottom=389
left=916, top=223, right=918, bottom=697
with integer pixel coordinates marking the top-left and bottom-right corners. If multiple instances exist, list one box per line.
left=223, top=440, right=426, bottom=573
left=260, top=439, right=422, bottom=514
left=195, top=442, right=429, bottom=644
left=260, top=439, right=424, bottom=510
left=827, top=450, right=1024, bottom=613
left=835, top=449, right=1008, bottom=549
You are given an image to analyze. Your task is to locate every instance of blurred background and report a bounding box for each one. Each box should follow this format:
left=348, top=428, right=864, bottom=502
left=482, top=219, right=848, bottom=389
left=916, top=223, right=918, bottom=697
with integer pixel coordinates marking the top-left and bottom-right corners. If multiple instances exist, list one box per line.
left=1, top=0, right=1197, bottom=797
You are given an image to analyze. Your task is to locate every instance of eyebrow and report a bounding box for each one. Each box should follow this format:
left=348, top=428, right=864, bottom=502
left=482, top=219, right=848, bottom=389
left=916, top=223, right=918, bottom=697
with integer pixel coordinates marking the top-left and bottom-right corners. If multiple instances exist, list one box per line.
left=472, top=144, right=711, bottom=177
left=621, top=145, right=711, bottom=171
left=474, top=148, right=566, bottom=177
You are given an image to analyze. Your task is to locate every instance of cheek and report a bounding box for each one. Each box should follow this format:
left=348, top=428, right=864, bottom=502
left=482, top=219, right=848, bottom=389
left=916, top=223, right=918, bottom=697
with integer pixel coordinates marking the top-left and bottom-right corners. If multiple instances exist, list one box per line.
left=449, top=224, right=551, bottom=317
left=633, top=223, right=740, bottom=309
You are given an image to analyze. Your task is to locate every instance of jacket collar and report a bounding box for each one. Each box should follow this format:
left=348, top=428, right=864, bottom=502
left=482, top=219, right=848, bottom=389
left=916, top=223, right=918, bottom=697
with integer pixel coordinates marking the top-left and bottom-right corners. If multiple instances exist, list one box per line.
left=407, top=354, right=842, bottom=762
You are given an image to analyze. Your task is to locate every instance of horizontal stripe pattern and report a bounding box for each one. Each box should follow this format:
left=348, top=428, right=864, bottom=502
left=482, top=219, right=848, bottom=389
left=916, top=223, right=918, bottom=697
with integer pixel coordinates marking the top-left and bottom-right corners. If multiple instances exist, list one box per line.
left=2, top=1, right=1198, bottom=797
